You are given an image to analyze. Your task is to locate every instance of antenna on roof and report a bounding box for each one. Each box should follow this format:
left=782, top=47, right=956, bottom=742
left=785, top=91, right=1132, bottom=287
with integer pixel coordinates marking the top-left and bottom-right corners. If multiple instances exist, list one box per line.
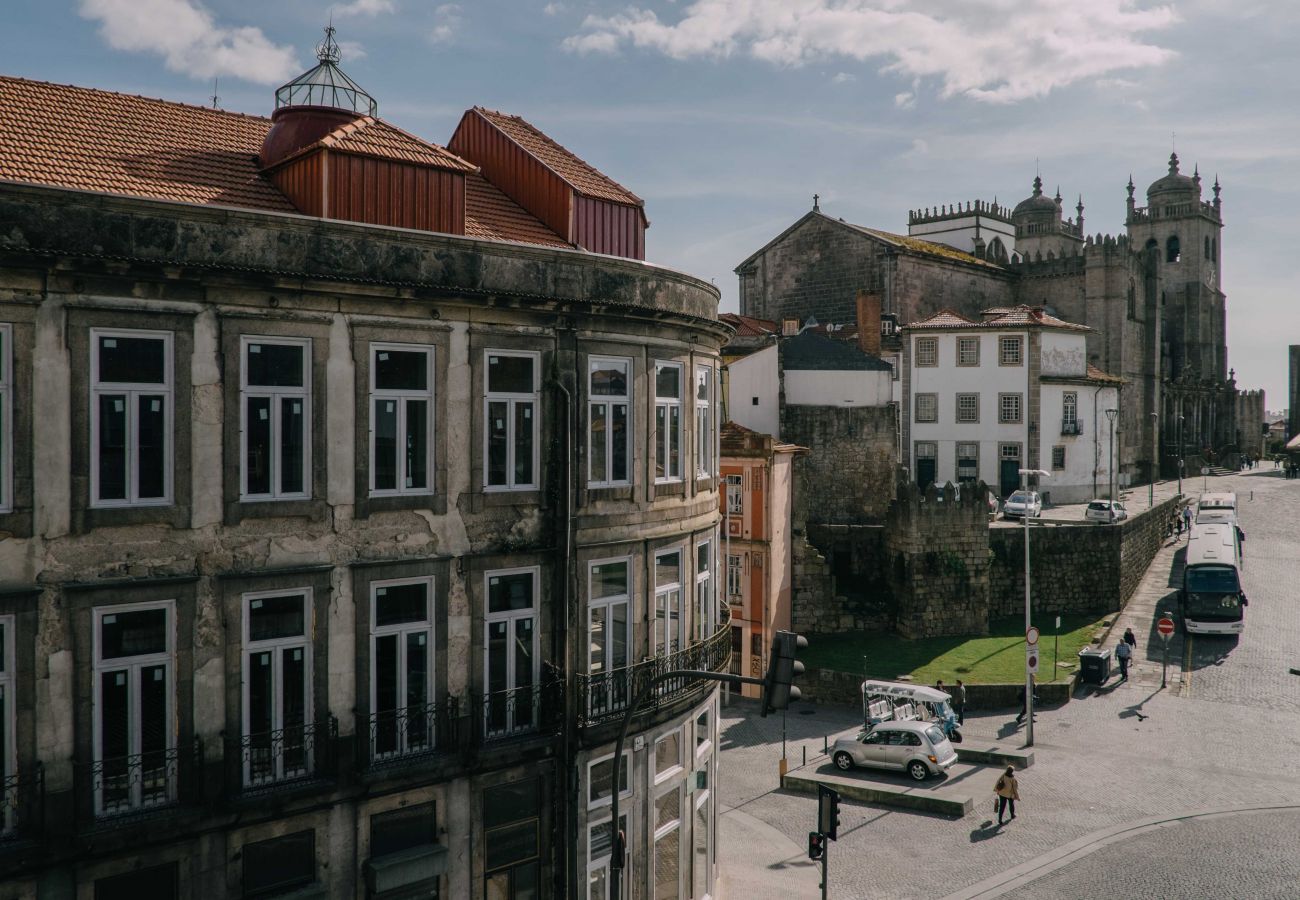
left=210, top=77, right=220, bottom=109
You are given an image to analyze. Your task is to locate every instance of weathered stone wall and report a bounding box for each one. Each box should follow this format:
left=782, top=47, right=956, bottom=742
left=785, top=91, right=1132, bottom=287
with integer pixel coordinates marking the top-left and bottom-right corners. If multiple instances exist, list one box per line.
left=792, top=527, right=890, bottom=636
left=887, top=483, right=991, bottom=638
left=782, top=403, right=898, bottom=526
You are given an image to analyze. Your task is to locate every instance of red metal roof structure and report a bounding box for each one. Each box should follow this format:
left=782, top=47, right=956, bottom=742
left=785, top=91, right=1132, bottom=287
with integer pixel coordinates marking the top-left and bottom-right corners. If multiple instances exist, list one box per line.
left=719, top=313, right=779, bottom=337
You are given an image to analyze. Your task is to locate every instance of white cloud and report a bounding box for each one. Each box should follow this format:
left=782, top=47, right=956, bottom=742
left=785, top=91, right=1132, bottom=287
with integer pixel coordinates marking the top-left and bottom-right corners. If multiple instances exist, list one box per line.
left=564, top=0, right=1179, bottom=104
left=830, top=71, right=855, bottom=84
left=894, top=91, right=915, bottom=109
left=337, top=39, right=367, bottom=61
left=80, top=0, right=298, bottom=84
left=543, top=2, right=566, bottom=14
left=429, top=3, right=462, bottom=44
left=331, top=0, right=395, bottom=17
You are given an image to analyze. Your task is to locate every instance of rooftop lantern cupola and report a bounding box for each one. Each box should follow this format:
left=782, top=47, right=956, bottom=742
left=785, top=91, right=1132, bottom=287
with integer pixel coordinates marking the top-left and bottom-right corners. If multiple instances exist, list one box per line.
left=260, top=25, right=378, bottom=169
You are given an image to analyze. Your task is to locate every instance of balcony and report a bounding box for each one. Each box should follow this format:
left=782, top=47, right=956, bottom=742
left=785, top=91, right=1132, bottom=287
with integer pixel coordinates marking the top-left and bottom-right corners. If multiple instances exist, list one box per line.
left=475, top=680, right=563, bottom=743
left=1061, top=418, right=1083, bottom=436
left=1, top=765, right=43, bottom=841
left=234, top=716, right=336, bottom=794
left=576, top=619, right=733, bottom=729
left=363, top=698, right=459, bottom=770
left=81, top=739, right=202, bottom=824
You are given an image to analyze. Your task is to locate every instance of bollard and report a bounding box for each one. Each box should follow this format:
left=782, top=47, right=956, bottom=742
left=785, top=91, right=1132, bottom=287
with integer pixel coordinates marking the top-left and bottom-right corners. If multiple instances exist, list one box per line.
left=803, top=746, right=807, bottom=767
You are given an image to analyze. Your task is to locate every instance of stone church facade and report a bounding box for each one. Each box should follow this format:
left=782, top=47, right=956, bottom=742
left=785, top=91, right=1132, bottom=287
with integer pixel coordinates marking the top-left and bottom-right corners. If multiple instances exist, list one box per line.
left=736, top=154, right=1244, bottom=484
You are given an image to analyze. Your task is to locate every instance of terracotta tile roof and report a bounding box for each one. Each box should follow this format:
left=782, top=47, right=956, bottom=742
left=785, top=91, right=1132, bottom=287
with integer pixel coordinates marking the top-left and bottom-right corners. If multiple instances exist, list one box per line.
left=719, top=313, right=779, bottom=337
left=905, top=305, right=1090, bottom=332
left=473, top=107, right=644, bottom=207
left=1085, top=364, right=1124, bottom=384
left=464, top=173, right=571, bottom=248
left=0, top=74, right=294, bottom=212
left=302, top=116, right=475, bottom=172
left=906, top=309, right=981, bottom=329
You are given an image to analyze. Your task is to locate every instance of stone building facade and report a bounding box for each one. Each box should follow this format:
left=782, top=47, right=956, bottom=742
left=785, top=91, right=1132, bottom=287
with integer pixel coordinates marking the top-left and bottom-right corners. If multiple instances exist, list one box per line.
left=735, top=155, right=1253, bottom=485
left=0, top=53, right=726, bottom=900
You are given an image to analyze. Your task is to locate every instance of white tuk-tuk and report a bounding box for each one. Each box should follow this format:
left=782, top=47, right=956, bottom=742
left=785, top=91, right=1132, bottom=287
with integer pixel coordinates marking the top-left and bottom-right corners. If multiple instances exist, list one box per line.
left=861, top=679, right=963, bottom=743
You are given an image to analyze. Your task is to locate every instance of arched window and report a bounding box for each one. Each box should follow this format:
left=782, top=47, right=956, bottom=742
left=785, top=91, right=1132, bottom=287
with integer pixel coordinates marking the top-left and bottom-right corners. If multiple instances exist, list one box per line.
left=988, top=237, right=1007, bottom=263
left=1204, top=236, right=1211, bottom=259
left=1166, top=235, right=1180, bottom=263
left=1211, top=238, right=1217, bottom=261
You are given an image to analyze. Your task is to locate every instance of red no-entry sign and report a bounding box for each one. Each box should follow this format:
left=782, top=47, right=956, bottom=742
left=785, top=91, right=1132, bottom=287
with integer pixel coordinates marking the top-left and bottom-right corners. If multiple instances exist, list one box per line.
left=1157, top=617, right=1176, bottom=638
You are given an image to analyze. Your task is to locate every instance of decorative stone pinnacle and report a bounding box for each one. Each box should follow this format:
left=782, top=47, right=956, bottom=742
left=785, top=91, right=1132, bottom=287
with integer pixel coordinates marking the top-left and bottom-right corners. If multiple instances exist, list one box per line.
left=1031, top=175, right=1043, bottom=196
left=1168, top=152, right=1180, bottom=175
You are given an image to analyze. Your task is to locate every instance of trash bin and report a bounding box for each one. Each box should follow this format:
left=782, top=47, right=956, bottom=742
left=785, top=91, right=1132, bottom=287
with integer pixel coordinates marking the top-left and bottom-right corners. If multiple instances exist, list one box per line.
left=1078, top=646, right=1112, bottom=685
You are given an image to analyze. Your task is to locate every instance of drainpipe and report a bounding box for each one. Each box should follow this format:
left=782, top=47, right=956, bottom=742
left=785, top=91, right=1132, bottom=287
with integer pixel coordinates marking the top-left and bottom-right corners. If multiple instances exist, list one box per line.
left=1091, top=385, right=1103, bottom=497
left=551, top=325, right=578, bottom=899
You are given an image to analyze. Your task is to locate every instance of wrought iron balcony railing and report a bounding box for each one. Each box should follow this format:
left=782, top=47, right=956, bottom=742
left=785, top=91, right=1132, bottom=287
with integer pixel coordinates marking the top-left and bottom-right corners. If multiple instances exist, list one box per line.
left=475, top=679, right=563, bottom=743
left=83, top=739, right=202, bottom=821
left=236, top=716, right=336, bottom=793
left=1, top=764, right=43, bottom=840
left=577, top=617, right=733, bottom=728
left=1061, top=419, right=1083, bottom=436
left=364, top=698, right=459, bottom=769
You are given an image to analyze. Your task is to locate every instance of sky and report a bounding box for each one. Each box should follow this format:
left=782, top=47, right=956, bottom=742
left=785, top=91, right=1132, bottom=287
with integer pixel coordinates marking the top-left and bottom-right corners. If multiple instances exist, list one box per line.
left=5, top=0, right=1296, bottom=405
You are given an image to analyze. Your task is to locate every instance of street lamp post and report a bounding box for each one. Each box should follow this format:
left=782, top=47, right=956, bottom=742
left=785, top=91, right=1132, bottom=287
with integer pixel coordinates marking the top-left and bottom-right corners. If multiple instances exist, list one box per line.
left=1106, top=408, right=1118, bottom=504
left=1018, top=467, right=1050, bottom=748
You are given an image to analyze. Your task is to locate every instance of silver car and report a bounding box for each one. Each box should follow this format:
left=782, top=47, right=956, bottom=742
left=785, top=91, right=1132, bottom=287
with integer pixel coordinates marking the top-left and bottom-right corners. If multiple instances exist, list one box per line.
left=1085, top=499, right=1128, bottom=523
left=831, top=721, right=958, bottom=782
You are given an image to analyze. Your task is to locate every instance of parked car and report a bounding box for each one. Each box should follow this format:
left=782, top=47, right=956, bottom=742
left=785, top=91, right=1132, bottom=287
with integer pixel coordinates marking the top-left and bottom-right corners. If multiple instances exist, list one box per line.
left=1002, top=490, right=1042, bottom=519
left=831, top=721, right=958, bottom=781
left=987, top=492, right=1001, bottom=519
left=1085, top=499, right=1128, bottom=523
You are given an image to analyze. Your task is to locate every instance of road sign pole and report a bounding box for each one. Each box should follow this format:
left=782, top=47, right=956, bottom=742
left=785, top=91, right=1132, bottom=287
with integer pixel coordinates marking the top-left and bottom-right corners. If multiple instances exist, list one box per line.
left=1162, top=637, right=1169, bottom=688
left=821, top=833, right=829, bottom=900
left=1157, top=614, right=1176, bottom=689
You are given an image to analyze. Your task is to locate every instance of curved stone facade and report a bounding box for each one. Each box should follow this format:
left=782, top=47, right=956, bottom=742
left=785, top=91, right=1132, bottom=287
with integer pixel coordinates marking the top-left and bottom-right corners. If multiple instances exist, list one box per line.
left=0, top=182, right=727, bottom=898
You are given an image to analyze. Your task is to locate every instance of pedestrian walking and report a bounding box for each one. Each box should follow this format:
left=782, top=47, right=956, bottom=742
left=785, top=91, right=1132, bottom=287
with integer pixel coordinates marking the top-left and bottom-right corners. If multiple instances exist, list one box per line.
left=995, top=766, right=1020, bottom=825
left=953, top=679, right=967, bottom=726
left=935, top=678, right=946, bottom=695
left=1181, top=504, right=1193, bottom=534
left=1014, top=677, right=1038, bottom=725
left=1115, top=637, right=1133, bottom=682
left=1123, top=627, right=1138, bottom=653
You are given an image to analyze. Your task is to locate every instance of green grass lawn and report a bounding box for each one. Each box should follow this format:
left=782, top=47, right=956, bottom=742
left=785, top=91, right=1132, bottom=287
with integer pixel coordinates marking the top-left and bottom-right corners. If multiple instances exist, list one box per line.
left=801, top=615, right=1108, bottom=684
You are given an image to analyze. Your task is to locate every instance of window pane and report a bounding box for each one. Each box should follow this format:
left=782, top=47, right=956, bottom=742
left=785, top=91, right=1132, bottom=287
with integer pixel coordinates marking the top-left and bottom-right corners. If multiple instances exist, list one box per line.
left=589, top=604, right=607, bottom=673
left=488, top=573, right=534, bottom=613
left=669, top=406, right=680, bottom=477
left=406, top=631, right=429, bottom=708
left=590, top=405, right=608, bottom=484
left=279, top=397, right=305, bottom=494
left=374, top=634, right=398, bottom=715
left=697, top=542, right=710, bottom=572
left=374, top=349, right=428, bottom=391
left=656, top=365, right=680, bottom=399
left=488, top=355, right=533, bottom=394
left=591, top=561, right=628, bottom=599
left=611, top=405, right=628, bottom=482
left=611, top=602, right=628, bottom=668
left=656, top=552, right=681, bottom=587
left=654, top=827, right=680, bottom=900
left=242, top=830, right=315, bottom=897
left=655, top=406, right=667, bottom=480
left=246, top=396, right=271, bottom=495
left=590, top=360, right=628, bottom=396
left=374, top=399, right=398, bottom=491
left=405, top=399, right=428, bottom=489
left=282, top=646, right=306, bottom=728
left=371, top=803, right=437, bottom=858
left=656, top=733, right=680, bottom=776
left=100, top=608, right=167, bottom=659
left=484, top=779, right=539, bottom=829
left=590, top=756, right=628, bottom=805
left=696, top=368, right=709, bottom=402
left=693, top=796, right=709, bottom=897
left=514, top=402, right=534, bottom=485
left=514, top=619, right=534, bottom=690
left=248, top=650, right=273, bottom=735
left=487, top=621, right=508, bottom=694
left=375, top=581, right=429, bottom=627
left=97, top=394, right=128, bottom=500
left=139, top=664, right=168, bottom=755
left=248, top=594, right=305, bottom=641
left=99, top=669, right=130, bottom=759
left=246, top=343, right=304, bottom=387
left=99, top=336, right=165, bottom=384
left=487, top=400, right=509, bottom=486
left=137, top=394, right=166, bottom=499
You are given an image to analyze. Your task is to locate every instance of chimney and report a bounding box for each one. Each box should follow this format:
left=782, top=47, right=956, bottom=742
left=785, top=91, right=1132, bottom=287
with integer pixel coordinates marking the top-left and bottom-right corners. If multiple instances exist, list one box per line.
left=856, top=290, right=882, bottom=357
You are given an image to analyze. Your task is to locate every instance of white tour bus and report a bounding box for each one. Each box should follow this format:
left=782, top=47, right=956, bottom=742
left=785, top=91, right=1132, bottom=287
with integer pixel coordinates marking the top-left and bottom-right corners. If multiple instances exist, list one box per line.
left=1181, top=522, right=1246, bottom=635
left=1195, top=492, right=1238, bottom=526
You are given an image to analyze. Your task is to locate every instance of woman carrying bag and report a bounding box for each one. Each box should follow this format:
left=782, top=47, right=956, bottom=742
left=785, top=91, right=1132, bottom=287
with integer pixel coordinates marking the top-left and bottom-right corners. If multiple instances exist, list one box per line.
left=995, top=766, right=1020, bottom=825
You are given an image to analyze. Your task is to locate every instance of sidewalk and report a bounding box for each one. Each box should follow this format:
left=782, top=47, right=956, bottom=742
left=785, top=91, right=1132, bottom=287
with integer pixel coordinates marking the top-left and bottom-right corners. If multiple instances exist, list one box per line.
left=717, top=802, right=821, bottom=899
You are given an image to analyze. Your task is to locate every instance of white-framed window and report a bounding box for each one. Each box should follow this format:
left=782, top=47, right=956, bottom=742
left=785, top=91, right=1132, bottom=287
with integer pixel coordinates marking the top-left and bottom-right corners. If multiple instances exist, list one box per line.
left=242, top=589, right=312, bottom=786
left=1000, top=442, right=1022, bottom=461
left=484, top=350, right=539, bottom=491
left=915, top=337, right=938, bottom=367
left=1063, top=391, right=1078, bottom=430
left=692, top=762, right=713, bottom=900
left=654, top=362, right=683, bottom=483
left=92, top=601, right=176, bottom=815
left=957, top=442, right=979, bottom=482
left=0, top=324, right=11, bottom=514
left=484, top=567, right=539, bottom=738
left=725, top=473, right=742, bottom=515
left=654, top=729, right=683, bottom=783
left=695, top=540, right=713, bottom=643
left=370, top=577, right=435, bottom=760
left=587, top=750, right=632, bottom=809
left=695, top=706, right=712, bottom=757
left=653, top=782, right=683, bottom=899
left=588, top=558, right=631, bottom=717
left=0, top=615, right=15, bottom=834
left=370, top=343, right=434, bottom=496
left=90, top=329, right=173, bottom=507
left=999, top=393, right=1023, bottom=424
left=915, top=393, right=938, bottom=423
left=695, top=365, right=715, bottom=478
left=1052, top=446, right=1066, bottom=470
left=654, top=549, right=683, bottom=657
left=726, top=554, right=742, bottom=599
left=587, top=812, right=628, bottom=900
left=589, top=357, right=631, bottom=488
left=240, top=336, right=310, bottom=501
left=957, top=337, right=980, bottom=367
left=999, top=336, right=1023, bottom=366
left=956, top=393, right=979, bottom=423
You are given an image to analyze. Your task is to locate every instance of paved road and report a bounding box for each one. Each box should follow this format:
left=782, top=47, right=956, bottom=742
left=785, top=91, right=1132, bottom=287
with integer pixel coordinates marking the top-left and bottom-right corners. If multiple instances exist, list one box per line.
left=718, top=470, right=1300, bottom=900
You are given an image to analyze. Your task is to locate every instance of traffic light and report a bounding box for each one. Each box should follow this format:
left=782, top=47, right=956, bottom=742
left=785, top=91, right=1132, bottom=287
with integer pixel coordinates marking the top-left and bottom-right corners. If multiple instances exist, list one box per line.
left=761, top=630, right=808, bottom=716
left=807, top=831, right=824, bottom=861
left=817, top=784, right=841, bottom=841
